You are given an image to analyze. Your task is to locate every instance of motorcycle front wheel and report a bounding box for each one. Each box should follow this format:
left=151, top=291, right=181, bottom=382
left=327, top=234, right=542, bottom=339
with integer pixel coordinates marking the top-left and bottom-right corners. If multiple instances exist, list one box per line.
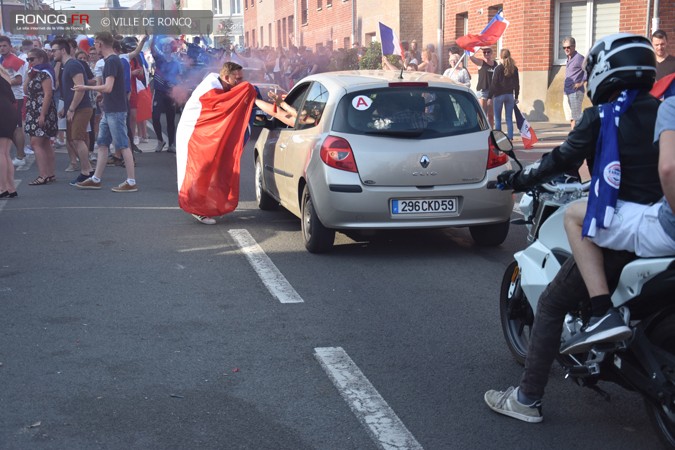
left=499, top=261, right=535, bottom=365
left=645, top=314, right=675, bottom=448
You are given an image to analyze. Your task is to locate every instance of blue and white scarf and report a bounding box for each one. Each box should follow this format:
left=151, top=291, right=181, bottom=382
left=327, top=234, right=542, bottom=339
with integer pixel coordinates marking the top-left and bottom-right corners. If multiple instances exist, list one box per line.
left=582, top=89, right=639, bottom=238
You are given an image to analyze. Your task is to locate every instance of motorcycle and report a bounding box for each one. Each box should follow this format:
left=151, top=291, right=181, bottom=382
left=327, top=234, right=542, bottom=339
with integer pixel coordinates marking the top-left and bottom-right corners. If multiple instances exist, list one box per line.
left=489, top=130, right=675, bottom=447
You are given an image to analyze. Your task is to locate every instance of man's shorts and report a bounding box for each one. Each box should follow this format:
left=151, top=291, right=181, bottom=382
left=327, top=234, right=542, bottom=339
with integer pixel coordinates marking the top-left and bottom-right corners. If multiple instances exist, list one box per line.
left=476, top=89, right=489, bottom=100
left=66, top=107, right=93, bottom=144
left=563, top=90, right=584, bottom=122
left=96, top=111, right=129, bottom=150
left=591, top=199, right=675, bottom=257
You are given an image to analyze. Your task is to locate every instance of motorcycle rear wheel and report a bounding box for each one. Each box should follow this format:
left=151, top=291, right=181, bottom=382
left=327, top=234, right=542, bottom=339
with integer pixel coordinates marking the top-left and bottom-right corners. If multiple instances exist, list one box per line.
left=644, top=314, right=675, bottom=448
left=499, top=261, right=534, bottom=365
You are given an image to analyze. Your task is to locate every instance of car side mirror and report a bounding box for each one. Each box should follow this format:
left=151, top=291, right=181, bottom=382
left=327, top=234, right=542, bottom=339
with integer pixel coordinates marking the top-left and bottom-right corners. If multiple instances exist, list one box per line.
left=490, top=130, right=513, bottom=153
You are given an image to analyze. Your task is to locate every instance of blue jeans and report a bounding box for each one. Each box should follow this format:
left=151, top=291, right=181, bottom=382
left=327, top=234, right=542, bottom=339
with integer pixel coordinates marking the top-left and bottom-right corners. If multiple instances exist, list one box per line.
left=493, top=94, right=515, bottom=139
left=97, top=112, right=129, bottom=150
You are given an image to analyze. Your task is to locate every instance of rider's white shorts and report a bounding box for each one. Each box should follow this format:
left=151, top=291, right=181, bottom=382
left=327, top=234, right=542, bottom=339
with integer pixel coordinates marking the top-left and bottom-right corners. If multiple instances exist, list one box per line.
left=591, top=200, right=675, bottom=257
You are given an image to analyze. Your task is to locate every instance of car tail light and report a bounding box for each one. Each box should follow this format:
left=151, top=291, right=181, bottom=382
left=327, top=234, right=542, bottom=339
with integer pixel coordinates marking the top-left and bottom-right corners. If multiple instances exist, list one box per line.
left=487, top=135, right=509, bottom=169
left=320, top=136, right=358, bottom=173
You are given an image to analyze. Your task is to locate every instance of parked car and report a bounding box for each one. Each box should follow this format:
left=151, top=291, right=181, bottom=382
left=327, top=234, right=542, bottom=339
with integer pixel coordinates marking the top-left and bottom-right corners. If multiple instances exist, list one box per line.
left=253, top=70, right=514, bottom=253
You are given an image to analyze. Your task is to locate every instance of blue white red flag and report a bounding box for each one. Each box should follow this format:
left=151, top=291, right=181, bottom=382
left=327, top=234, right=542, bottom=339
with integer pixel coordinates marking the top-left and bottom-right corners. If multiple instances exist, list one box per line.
left=514, top=104, right=538, bottom=149
left=456, top=11, right=510, bottom=53
left=378, top=22, right=403, bottom=57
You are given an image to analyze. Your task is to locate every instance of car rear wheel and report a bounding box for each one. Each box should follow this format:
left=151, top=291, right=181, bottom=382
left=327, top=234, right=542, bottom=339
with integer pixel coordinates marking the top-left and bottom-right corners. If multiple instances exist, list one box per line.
left=301, top=185, right=335, bottom=253
left=255, top=157, right=277, bottom=210
left=469, top=220, right=510, bottom=247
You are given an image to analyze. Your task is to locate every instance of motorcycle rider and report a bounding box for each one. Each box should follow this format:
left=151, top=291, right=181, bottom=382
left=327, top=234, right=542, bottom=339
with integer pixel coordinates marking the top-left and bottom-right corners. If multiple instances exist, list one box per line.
left=484, top=33, right=663, bottom=423
left=560, top=94, right=675, bottom=354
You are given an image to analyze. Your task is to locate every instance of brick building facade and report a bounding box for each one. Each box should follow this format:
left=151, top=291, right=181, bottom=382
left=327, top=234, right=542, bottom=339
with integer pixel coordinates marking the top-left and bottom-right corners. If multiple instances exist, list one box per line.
left=244, top=0, right=675, bottom=121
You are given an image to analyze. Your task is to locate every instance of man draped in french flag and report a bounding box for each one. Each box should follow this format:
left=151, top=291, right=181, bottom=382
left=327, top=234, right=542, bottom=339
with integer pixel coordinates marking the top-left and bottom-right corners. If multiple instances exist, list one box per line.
left=176, top=61, right=258, bottom=225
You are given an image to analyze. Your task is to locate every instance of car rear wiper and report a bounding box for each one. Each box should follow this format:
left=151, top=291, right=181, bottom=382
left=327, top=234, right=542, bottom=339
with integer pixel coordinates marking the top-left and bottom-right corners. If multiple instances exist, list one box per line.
left=364, top=129, right=425, bottom=138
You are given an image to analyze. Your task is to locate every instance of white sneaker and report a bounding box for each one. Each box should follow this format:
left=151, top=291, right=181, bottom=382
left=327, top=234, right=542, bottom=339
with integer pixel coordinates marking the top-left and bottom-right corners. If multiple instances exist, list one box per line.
left=55, top=140, right=66, bottom=148
left=192, top=214, right=216, bottom=225
left=12, top=157, right=26, bottom=167
left=134, top=136, right=140, bottom=145
left=24, top=146, right=34, bottom=155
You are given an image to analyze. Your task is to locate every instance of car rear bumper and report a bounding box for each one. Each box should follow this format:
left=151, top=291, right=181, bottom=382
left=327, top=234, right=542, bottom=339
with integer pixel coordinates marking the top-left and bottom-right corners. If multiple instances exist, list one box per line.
left=308, top=166, right=514, bottom=229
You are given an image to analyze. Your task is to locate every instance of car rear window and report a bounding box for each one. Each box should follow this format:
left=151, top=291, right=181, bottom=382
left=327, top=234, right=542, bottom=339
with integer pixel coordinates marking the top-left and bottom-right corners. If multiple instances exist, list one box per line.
left=332, top=87, right=486, bottom=138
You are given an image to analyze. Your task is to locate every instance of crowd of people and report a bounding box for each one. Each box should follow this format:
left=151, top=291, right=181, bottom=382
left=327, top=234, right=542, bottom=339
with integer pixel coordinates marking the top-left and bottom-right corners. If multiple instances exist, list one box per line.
left=1, top=30, right=674, bottom=199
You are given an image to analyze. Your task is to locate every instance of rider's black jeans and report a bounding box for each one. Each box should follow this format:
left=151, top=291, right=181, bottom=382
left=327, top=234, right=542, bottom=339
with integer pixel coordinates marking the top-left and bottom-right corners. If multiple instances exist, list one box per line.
left=519, top=249, right=637, bottom=399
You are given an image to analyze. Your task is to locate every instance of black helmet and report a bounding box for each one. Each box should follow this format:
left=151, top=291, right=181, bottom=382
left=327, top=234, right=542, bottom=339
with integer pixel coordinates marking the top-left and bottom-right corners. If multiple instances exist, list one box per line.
left=583, top=33, right=656, bottom=105
left=121, top=36, right=139, bottom=53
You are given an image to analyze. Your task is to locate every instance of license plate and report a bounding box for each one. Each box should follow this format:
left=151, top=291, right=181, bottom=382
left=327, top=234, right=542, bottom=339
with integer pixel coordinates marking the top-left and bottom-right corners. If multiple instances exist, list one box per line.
left=391, top=198, right=458, bottom=215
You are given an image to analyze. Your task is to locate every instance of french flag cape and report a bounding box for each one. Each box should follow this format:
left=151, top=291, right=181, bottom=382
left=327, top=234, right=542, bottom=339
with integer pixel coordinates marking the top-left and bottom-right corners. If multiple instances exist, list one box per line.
left=379, top=22, right=403, bottom=57
left=456, top=11, right=509, bottom=53
left=514, top=104, right=538, bottom=149
left=176, top=74, right=258, bottom=217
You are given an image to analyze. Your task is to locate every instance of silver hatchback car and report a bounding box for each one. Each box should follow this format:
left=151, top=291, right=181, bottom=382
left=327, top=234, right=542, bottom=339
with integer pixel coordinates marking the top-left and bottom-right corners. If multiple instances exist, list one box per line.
left=253, top=70, right=514, bottom=253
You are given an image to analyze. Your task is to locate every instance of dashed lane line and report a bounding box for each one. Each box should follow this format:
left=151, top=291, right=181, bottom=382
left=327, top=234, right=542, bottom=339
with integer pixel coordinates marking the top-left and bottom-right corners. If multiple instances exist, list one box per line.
left=315, top=347, right=424, bottom=450
left=228, top=229, right=304, bottom=304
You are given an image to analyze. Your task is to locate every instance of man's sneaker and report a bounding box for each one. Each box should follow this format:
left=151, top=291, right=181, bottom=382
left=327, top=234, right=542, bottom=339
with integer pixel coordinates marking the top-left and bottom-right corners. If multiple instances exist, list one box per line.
left=484, top=387, right=543, bottom=423
left=560, top=308, right=632, bottom=354
left=65, top=163, right=79, bottom=172
left=154, top=141, right=166, bottom=152
left=192, top=214, right=216, bottom=225
left=131, top=143, right=142, bottom=153
left=89, top=153, right=97, bottom=162
left=111, top=181, right=138, bottom=193
left=69, top=172, right=94, bottom=186
left=12, top=157, right=25, bottom=167
left=167, top=145, right=176, bottom=154
left=55, top=139, right=66, bottom=148
left=76, top=177, right=102, bottom=190
left=24, top=146, right=34, bottom=155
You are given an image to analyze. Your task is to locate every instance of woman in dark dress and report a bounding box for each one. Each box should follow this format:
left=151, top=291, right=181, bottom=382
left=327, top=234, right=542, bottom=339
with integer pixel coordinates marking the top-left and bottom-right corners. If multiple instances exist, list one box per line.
left=24, top=48, right=57, bottom=185
left=0, top=66, right=18, bottom=198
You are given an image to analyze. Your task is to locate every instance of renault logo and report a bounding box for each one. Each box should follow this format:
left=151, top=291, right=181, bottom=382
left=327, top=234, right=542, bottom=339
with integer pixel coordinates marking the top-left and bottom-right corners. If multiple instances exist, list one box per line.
left=420, top=155, right=430, bottom=168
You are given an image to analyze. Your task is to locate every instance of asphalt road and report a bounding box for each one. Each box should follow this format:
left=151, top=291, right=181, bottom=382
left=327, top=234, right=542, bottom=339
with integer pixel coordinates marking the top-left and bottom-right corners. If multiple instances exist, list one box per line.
left=0, top=140, right=662, bottom=449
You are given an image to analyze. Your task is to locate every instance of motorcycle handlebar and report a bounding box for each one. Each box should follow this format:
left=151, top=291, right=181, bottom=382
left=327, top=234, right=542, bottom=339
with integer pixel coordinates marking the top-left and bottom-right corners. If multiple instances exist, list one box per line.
left=486, top=180, right=590, bottom=192
left=540, top=180, right=591, bottom=193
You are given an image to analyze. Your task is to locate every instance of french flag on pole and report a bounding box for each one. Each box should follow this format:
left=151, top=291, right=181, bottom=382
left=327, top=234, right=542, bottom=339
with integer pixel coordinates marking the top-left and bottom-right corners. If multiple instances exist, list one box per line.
left=514, top=104, right=538, bottom=150
left=456, top=11, right=510, bottom=53
left=379, top=22, right=403, bottom=57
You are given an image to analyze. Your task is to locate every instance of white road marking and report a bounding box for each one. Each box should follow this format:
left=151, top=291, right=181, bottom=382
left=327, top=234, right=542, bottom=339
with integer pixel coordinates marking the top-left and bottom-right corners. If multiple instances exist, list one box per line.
left=228, top=229, right=304, bottom=304
left=314, top=347, right=423, bottom=450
